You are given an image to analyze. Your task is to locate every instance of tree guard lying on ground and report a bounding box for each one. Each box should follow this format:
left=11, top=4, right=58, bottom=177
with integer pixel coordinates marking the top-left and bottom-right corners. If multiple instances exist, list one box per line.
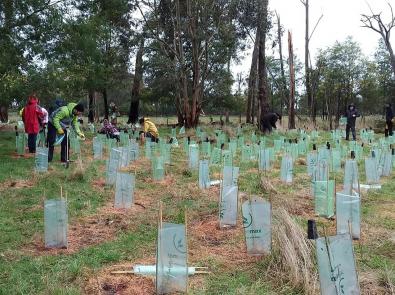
left=152, top=156, right=165, bottom=181
left=223, top=166, right=239, bottom=186
left=316, top=234, right=360, bottom=295
left=314, top=180, right=335, bottom=218
left=188, top=144, right=199, bottom=170
left=114, top=172, right=134, bottom=209
left=93, top=137, right=103, bottom=160
left=307, top=151, right=318, bottom=176
left=242, top=197, right=271, bottom=255
left=210, top=147, right=221, bottom=165
left=44, top=199, right=68, bottom=249
left=336, top=192, right=360, bottom=240
left=280, top=155, right=293, bottom=183
left=343, top=159, right=359, bottom=195
left=156, top=222, right=188, bottom=294
left=219, top=184, right=238, bottom=227
left=198, top=160, right=210, bottom=189
left=35, top=147, right=48, bottom=172
left=106, top=148, right=122, bottom=185
left=365, top=157, right=379, bottom=184
left=258, top=149, right=271, bottom=172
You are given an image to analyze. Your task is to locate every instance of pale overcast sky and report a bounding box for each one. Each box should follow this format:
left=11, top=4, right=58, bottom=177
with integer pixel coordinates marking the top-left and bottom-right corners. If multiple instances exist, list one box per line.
left=233, top=0, right=395, bottom=76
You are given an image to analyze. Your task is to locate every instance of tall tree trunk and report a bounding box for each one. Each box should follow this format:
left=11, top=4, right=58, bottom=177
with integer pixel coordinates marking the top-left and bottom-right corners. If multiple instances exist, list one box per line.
left=276, top=12, right=288, bottom=114
left=246, top=30, right=260, bottom=123
left=0, top=105, right=8, bottom=123
left=257, top=0, right=270, bottom=131
left=303, top=0, right=312, bottom=111
left=102, top=89, right=109, bottom=119
left=128, top=38, right=144, bottom=124
left=88, top=89, right=95, bottom=123
left=288, top=31, right=296, bottom=129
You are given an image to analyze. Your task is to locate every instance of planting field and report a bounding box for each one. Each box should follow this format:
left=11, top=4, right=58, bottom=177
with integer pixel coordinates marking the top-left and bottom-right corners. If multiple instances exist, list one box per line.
left=0, top=122, right=394, bottom=295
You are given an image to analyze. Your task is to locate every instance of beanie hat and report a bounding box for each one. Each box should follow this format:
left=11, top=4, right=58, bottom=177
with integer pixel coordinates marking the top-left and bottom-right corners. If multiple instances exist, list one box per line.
left=74, top=103, right=84, bottom=113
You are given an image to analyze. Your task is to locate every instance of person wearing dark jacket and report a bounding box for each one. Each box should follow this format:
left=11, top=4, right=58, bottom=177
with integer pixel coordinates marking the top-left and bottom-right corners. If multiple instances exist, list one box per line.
left=22, top=93, right=44, bottom=153
left=260, top=112, right=281, bottom=133
left=385, top=103, right=393, bottom=136
left=345, top=103, right=360, bottom=141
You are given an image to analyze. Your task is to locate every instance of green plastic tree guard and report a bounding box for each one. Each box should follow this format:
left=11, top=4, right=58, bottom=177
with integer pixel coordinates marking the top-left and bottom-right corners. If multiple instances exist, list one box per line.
left=156, top=222, right=188, bottom=294
left=210, top=147, right=221, bottom=165
left=114, top=172, right=134, bottom=209
left=365, top=157, right=379, bottom=184
left=93, top=137, right=103, bottom=160
left=152, top=156, right=165, bottom=181
left=35, top=147, right=49, bottom=172
left=219, top=184, right=238, bottom=227
left=314, top=180, right=335, bottom=218
left=188, top=144, right=199, bottom=170
left=336, top=192, right=360, bottom=239
left=280, top=155, right=293, bottom=183
left=199, top=160, right=210, bottom=189
left=343, top=160, right=359, bottom=195
left=307, top=151, right=318, bottom=176
left=44, top=199, right=68, bottom=248
left=316, top=234, right=360, bottom=295
left=106, top=148, right=122, bottom=185
left=258, top=149, right=271, bottom=171
left=242, top=197, right=271, bottom=255
left=223, top=166, right=239, bottom=186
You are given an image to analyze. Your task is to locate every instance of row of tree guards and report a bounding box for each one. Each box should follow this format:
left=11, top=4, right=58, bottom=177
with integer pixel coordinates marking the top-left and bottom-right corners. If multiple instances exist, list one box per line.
left=26, top=124, right=395, bottom=294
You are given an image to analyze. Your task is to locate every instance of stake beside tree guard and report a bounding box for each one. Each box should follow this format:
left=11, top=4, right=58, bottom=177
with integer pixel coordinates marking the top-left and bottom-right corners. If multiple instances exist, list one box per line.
left=242, top=196, right=271, bottom=255
left=336, top=192, right=361, bottom=240
left=316, top=234, right=360, bottom=295
left=44, top=197, right=68, bottom=249
left=156, top=203, right=188, bottom=294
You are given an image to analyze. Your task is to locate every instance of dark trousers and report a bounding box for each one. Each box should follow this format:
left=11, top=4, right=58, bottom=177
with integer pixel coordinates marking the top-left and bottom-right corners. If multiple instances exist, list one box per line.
left=145, top=132, right=158, bottom=143
left=387, top=120, right=393, bottom=136
left=47, top=123, right=69, bottom=162
left=27, top=133, right=37, bottom=153
left=346, top=124, right=356, bottom=140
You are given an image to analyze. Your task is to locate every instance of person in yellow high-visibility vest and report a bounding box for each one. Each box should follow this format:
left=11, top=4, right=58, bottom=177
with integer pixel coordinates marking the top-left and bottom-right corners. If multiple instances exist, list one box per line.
left=139, top=117, right=159, bottom=143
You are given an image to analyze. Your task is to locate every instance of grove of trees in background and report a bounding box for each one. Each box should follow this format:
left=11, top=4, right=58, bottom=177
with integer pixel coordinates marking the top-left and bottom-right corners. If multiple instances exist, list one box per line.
left=0, top=0, right=394, bottom=129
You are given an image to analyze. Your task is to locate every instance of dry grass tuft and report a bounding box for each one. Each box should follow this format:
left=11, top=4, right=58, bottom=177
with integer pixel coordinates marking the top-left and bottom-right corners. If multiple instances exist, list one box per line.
left=260, top=177, right=278, bottom=194
left=269, top=208, right=319, bottom=295
left=297, top=158, right=307, bottom=165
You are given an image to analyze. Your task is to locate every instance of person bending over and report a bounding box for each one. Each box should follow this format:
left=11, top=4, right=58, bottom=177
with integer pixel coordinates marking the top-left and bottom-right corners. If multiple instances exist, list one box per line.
left=139, top=117, right=159, bottom=143
left=260, top=112, right=281, bottom=134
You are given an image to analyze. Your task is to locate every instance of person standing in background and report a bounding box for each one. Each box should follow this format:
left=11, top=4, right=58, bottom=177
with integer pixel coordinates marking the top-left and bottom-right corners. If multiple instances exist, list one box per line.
left=345, top=103, right=360, bottom=141
left=385, top=102, right=393, bottom=136
left=22, top=93, right=43, bottom=153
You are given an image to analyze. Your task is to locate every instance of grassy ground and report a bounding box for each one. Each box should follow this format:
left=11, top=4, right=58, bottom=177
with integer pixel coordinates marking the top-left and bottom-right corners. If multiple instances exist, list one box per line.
left=0, top=122, right=394, bottom=294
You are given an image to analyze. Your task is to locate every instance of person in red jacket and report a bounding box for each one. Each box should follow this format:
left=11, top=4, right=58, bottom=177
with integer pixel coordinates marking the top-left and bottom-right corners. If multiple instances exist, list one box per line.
left=22, top=93, right=43, bottom=153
